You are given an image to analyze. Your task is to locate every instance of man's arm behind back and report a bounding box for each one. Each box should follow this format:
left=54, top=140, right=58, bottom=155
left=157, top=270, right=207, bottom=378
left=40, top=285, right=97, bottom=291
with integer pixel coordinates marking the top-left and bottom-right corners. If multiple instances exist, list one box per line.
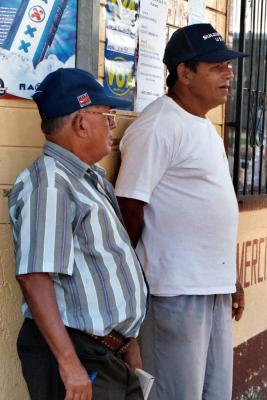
left=117, top=197, right=146, bottom=248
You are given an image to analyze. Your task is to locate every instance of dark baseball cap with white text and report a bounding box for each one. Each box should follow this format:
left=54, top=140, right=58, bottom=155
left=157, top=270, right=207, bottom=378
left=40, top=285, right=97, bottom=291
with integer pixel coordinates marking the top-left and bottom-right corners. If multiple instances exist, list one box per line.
left=163, top=23, right=247, bottom=71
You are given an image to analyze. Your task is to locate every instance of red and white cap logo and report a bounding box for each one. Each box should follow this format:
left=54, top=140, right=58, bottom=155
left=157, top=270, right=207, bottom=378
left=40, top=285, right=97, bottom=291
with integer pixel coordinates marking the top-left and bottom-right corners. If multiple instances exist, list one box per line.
left=77, top=93, right=92, bottom=108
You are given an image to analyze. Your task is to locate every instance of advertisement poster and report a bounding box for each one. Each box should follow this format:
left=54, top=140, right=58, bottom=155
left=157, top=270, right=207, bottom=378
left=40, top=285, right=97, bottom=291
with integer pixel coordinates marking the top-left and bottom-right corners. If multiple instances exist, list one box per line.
left=104, top=0, right=139, bottom=110
left=188, top=0, right=206, bottom=25
left=136, top=0, right=168, bottom=112
left=0, top=0, right=77, bottom=99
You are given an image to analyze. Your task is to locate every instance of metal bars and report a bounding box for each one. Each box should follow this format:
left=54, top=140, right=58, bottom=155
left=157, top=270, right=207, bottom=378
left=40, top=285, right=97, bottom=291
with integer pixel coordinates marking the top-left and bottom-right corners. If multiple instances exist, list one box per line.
left=227, top=0, right=267, bottom=196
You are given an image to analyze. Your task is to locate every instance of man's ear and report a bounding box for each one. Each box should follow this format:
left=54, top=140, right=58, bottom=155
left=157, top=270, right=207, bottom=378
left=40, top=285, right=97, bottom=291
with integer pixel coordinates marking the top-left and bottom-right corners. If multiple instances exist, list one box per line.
left=72, top=112, right=88, bottom=138
left=177, top=63, right=193, bottom=85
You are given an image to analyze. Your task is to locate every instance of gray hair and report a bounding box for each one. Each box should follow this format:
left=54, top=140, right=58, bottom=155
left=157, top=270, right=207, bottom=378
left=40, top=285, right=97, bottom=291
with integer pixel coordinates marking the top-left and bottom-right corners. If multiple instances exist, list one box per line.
left=41, top=113, right=73, bottom=135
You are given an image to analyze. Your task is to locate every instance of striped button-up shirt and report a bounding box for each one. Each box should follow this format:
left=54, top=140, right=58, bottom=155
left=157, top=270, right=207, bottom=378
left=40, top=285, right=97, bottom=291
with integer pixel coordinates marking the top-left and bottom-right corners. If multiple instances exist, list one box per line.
left=9, top=141, right=147, bottom=338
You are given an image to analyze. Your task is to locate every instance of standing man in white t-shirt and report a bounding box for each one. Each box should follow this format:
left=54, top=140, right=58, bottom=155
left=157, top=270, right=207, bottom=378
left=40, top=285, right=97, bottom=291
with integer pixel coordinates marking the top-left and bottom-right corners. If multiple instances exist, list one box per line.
left=115, top=24, right=247, bottom=400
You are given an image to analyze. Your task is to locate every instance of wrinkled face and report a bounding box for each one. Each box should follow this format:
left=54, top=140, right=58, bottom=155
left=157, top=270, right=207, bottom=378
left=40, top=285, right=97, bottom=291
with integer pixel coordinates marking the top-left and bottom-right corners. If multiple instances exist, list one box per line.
left=187, top=61, right=234, bottom=111
left=77, top=105, right=116, bottom=164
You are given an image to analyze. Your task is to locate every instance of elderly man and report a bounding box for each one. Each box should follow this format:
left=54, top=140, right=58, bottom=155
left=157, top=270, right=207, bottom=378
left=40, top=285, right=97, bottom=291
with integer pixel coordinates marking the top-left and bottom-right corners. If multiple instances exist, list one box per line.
left=8, top=68, right=147, bottom=400
left=115, top=24, right=246, bottom=400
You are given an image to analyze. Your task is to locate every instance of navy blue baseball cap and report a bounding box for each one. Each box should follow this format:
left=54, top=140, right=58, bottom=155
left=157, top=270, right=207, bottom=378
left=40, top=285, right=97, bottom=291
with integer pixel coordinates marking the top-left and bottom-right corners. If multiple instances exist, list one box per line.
left=33, top=68, right=130, bottom=119
left=163, top=23, right=247, bottom=70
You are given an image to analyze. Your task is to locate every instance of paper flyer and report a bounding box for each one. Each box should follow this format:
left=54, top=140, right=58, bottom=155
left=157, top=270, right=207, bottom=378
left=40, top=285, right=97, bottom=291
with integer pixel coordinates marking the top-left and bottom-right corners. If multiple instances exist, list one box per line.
left=0, top=0, right=77, bottom=99
left=136, top=0, right=168, bottom=112
left=104, top=0, right=139, bottom=110
left=188, top=0, right=206, bottom=25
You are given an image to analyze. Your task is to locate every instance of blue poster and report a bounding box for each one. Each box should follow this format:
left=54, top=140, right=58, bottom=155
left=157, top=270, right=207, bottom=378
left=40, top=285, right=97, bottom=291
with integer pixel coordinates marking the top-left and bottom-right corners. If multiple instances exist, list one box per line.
left=0, top=0, right=77, bottom=99
left=104, top=0, right=139, bottom=110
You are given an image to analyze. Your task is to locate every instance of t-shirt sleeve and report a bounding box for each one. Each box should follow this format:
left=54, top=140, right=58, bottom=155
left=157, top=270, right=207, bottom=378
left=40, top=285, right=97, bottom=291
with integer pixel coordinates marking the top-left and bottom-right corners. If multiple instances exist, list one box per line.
left=13, top=187, right=74, bottom=276
left=115, top=124, right=172, bottom=203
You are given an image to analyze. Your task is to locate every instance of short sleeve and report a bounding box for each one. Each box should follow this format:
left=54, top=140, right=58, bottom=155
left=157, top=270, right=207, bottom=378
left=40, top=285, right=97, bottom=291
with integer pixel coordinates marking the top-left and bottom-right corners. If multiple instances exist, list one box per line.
left=115, top=124, right=171, bottom=203
left=13, top=187, right=74, bottom=276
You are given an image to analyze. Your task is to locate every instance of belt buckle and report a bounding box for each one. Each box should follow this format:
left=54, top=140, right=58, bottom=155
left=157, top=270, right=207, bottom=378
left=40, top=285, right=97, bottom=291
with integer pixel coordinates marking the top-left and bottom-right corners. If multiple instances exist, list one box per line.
left=116, top=337, right=131, bottom=354
left=105, top=331, right=130, bottom=354
left=89, top=331, right=130, bottom=354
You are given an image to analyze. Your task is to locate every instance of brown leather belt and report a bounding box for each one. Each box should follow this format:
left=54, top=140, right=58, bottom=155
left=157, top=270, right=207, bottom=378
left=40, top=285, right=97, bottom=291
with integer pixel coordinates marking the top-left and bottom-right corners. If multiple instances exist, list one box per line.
left=87, top=330, right=131, bottom=354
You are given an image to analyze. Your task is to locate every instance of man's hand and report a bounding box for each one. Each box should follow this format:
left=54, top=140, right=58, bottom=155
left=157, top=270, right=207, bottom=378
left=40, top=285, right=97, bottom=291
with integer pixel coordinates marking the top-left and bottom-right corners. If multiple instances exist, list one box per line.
left=122, top=338, right=142, bottom=370
left=17, top=273, right=93, bottom=400
left=59, top=359, right=92, bottom=400
left=232, top=281, right=245, bottom=321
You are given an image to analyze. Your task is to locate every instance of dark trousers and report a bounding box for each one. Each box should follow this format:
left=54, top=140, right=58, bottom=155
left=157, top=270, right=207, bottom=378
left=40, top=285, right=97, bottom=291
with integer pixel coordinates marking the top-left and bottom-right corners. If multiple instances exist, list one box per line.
left=17, top=319, right=143, bottom=400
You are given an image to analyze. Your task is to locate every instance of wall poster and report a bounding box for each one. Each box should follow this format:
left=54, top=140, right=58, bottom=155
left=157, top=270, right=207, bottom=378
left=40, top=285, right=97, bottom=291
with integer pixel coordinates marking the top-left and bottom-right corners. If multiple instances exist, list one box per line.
left=0, top=0, right=77, bottom=99
left=136, top=0, right=168, bottom=112
left=104, top=0, right=139, bottom=110
left=188, top=0, right=206, bottom=25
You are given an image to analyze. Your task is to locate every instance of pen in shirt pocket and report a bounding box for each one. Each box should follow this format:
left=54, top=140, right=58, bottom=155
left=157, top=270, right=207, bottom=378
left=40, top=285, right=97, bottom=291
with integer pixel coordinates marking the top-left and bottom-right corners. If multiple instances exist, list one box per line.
left=89, top=371, right=97, bottom=383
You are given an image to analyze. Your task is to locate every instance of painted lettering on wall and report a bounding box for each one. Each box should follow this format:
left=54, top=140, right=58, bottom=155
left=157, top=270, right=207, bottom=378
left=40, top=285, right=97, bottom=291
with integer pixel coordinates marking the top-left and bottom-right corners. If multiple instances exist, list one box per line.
left=237, top=237, right=267, bottom=288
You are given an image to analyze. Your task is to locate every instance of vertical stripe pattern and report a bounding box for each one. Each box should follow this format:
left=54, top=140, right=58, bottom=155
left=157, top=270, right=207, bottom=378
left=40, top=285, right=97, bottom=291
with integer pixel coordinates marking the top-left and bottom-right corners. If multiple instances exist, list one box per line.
left=8, top=141, right=147, bottom=338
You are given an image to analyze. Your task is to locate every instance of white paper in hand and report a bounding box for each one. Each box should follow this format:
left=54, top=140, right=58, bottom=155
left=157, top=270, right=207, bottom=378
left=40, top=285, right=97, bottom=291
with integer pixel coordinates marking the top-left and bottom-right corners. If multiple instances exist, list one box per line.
left=135, top=368, right=155, bottom=400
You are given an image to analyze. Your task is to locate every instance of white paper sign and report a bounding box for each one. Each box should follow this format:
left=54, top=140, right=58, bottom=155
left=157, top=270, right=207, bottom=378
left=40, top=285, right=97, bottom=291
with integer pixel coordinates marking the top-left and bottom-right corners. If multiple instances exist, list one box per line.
left=188, top=0, right=206, bottom=25
left=136, top=0, right=168, bottom=112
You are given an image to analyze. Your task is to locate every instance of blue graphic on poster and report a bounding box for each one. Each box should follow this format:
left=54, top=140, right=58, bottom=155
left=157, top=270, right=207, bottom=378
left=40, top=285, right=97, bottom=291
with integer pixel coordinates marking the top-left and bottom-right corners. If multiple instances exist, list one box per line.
left=104, top=0, right=139, bottom=110
left=0, top=0, right=77, bottom=99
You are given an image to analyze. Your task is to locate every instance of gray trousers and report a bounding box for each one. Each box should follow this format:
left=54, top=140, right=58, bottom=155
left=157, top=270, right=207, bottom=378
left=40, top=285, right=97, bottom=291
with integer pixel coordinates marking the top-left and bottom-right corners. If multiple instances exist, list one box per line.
left=139, top=294, right=233, bottom=400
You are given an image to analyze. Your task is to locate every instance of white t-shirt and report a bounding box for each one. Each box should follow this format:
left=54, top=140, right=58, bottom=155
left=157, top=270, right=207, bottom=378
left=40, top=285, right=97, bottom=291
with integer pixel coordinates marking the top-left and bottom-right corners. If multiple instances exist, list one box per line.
left=115, top=95, right=238, bottom=296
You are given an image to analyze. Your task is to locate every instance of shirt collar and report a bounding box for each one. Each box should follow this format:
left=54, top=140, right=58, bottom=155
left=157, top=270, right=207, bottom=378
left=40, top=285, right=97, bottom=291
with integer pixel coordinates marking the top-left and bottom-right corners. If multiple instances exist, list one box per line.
left=44, top=141, right=89, bottom=179
left=44, top=141, right=106, bottom=179
left=91, top=164, right=106, bottom=177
